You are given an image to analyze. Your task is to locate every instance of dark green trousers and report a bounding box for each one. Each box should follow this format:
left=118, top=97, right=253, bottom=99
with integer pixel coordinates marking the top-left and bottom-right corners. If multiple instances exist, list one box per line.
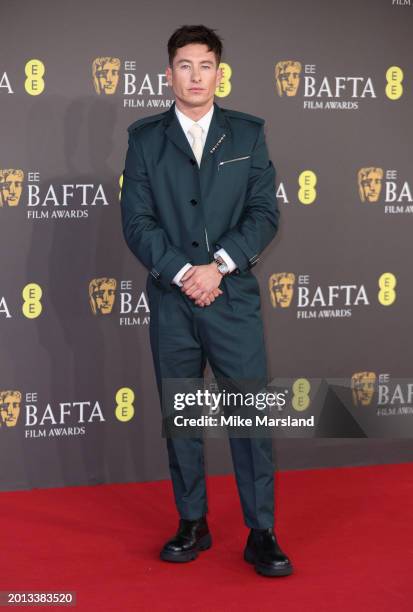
left=147, top=271, right=275, bottom=529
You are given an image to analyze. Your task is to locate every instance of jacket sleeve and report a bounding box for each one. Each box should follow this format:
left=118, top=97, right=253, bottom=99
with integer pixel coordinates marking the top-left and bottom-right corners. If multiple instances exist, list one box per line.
left=120, top=129, right=190, bottom=291
left=214, top=123, right=280, bottom=272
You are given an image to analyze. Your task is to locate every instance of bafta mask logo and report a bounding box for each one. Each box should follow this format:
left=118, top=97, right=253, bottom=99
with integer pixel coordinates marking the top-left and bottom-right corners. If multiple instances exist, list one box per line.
left=0, top=390, right=21, bottom=428
left=269, top=273, right=296, bottom=308
left=275, top=61, right=302, bottom=97
left=351, top=372, right=376, bottom=406
left=358, top=167, right=383, bottom=203
left=92, top=57, right=121, bottom=95
left=89, top=278, right=117, bottom=315
left=0, top=169, right=24, bottom=207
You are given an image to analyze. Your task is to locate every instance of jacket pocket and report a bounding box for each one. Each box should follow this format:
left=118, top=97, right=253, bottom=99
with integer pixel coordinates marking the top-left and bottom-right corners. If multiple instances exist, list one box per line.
left=217, top=155, right=251, bottom=171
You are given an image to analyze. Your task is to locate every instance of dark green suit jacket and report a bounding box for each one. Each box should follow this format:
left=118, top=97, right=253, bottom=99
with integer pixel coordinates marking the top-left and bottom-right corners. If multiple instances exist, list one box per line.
left=120, top=100, right=279, bottom=293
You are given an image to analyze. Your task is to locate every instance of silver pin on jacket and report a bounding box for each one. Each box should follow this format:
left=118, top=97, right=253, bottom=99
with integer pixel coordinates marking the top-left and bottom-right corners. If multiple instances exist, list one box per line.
left=209, top=133, right=226, bottom=154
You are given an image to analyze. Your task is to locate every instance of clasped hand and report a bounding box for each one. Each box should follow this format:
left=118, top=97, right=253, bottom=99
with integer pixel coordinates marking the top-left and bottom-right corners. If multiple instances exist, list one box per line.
left=180, top=262, right=223, bottom=307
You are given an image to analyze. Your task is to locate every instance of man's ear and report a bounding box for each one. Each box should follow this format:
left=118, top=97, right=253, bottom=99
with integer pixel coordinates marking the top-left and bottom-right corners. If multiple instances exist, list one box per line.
left=165, top=65, right=172, bottom=86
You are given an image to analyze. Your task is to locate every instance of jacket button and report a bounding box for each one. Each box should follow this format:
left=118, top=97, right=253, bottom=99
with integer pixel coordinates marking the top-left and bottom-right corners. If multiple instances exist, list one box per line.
left=190, top=159, right=196, bottom=165
left=190, top=199, right=197, bottom=206
left=192, top=241, right=199, bottom=247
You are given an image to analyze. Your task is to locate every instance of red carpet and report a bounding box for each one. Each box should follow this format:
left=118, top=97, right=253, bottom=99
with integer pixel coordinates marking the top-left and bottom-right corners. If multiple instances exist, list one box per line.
left=1, top=463, right=412, bottom=611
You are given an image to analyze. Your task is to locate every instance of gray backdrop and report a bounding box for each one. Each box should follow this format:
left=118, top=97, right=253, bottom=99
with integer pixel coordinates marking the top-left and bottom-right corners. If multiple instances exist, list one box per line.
left=1, top=0, right=412, bottom=491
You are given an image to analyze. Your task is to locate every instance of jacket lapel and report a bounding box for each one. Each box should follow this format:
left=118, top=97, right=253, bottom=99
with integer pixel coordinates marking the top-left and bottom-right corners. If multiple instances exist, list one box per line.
left=164, top=101, right=194, bottom=160
left=201, top=102, right=230, bottom=168
left=164, top=100, right=231, bottom=169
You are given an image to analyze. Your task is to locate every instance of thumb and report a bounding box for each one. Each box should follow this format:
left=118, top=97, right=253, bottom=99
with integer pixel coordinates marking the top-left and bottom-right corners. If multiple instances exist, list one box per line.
left=181, top=266, right=196, bottom=282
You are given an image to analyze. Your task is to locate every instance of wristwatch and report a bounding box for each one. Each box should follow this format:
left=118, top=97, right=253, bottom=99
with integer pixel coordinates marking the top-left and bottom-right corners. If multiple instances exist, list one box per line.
left=213, top=253, right=229, bottom=275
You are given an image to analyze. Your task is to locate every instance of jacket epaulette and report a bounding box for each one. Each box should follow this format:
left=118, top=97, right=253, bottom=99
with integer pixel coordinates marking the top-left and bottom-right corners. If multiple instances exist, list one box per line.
left=127, top=111, right=167, bottom=133
left=222, top=108, right=265, bottom=125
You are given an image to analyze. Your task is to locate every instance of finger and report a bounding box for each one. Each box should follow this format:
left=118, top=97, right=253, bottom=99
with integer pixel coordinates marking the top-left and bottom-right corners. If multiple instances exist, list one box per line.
left=198, top=291, right=212, bottom=303
left=184, top=283, right=201, bottom=296
left=182, top=271, right=201, bottom=289
left=188, top=292, right=204, bottom=302
left=181, top=267, right=196, bottom=282
left=189, top=288, right=205, bottom=300
left=195, top=293, right=210, bottom=306
left=182, top=279, right=198, bottom=293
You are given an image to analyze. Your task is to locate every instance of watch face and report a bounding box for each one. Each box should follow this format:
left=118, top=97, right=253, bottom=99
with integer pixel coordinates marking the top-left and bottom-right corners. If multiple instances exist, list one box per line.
left=214, top=256, right=228, bottom=274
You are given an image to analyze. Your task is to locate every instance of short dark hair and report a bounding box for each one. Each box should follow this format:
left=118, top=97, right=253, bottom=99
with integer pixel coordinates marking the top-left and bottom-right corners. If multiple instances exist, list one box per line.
left=167, top=24, right=223, bottom=68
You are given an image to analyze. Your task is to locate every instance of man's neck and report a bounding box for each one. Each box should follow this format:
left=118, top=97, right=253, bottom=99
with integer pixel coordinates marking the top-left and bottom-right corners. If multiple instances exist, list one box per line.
left=174, top=99, right=214, bottom=121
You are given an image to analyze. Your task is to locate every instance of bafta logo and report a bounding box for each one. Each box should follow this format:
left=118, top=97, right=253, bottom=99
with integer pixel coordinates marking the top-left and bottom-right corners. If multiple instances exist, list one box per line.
left=89, top=278, right=117, bottom=315
left=0, top=169, right=24, bottom=207
left=351, top=372, right=376, bottom=406
left=0, top=390, right=21, bottom=428
left=92, top=57, right=121, bottom=95
left=269, top=273, right=296, bottom=308
left=275, top=61, right=302, bottom=97
left=358, top=167, right=383, bottom=203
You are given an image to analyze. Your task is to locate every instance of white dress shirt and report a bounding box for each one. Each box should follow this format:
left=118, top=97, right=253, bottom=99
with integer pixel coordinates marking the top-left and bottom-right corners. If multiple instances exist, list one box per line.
left=171, top=103, right=237, bottom=287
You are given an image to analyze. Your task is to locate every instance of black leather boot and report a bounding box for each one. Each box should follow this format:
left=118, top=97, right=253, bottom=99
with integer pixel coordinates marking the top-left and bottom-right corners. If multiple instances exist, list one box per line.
left=160, top=516, right=212, bottom=563
left=244, top=528, right=293, bottom=576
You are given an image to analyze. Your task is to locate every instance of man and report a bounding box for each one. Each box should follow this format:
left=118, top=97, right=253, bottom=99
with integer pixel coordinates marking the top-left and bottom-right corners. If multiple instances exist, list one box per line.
left=120, top=24, right=293, bottom=577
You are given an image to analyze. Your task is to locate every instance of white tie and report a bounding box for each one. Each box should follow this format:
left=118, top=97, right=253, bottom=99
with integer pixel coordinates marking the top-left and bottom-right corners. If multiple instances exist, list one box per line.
left=188, top=123, right=204, bottom=166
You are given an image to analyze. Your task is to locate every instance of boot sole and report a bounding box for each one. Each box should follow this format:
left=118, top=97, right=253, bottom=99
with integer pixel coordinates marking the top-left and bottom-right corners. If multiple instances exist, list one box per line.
left=244, top=546, right=293, bottom=577
left=160, top=533, right=212, bottom=563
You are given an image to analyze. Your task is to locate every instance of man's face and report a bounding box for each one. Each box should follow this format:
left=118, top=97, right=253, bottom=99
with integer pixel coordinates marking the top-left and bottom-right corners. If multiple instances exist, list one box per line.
left=166, top=43, right=222, bottom=108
